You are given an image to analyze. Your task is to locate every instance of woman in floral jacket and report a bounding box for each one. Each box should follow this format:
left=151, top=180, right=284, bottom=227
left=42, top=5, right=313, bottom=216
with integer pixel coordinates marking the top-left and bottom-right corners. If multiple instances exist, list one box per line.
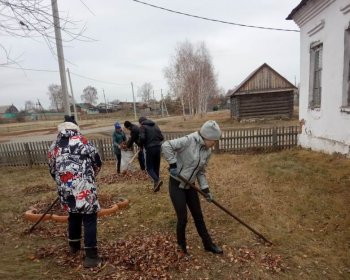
left=48, top=115, right=102, bottom=268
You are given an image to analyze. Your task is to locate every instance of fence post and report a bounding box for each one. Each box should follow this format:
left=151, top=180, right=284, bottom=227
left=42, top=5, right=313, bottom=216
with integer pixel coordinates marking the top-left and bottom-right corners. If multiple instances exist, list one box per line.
left=24, top=143, right=33, bottom=167
left=214, top=140, right=220, bottom=154
left=272, top=127, right=278, bottom=148
left=98, top=139, right=105, bottom=161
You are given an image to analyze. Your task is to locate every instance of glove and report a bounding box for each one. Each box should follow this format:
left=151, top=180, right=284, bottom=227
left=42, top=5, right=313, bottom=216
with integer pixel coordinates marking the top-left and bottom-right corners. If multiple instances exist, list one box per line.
left=202, top=188, right=213, bottom=202
left=169, top=163, right=178, bottom=177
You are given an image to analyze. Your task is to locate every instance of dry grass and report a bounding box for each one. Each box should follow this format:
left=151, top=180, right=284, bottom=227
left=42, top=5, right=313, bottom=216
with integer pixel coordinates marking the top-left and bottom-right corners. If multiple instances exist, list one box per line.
left=0, top=110, right=299, bottom=140
left=0, top=148, right=349, bottom=279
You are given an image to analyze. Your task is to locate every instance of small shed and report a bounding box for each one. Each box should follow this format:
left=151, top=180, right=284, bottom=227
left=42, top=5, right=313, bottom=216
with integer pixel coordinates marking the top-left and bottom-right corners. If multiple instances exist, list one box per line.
left=227, top=63, right=296, bottom=120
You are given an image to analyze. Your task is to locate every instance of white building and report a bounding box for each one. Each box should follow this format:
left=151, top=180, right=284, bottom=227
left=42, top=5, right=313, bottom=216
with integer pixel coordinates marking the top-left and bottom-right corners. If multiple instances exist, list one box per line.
left=287, top=0, right=350, bottom=156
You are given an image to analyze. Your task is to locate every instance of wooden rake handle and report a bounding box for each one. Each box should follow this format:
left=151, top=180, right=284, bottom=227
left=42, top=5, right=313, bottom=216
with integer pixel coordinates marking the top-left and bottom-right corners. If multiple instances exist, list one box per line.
left=175, top=174, right=273, bottom=246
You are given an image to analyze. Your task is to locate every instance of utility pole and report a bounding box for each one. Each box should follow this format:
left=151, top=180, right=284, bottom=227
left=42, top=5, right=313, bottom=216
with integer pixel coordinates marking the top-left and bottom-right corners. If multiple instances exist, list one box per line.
left=160, top=89, right=164, bottom=117
left=37, top=99, right=47, bottom=120
left=131, top=82, right=137, bottom=121
left=165, top=92, right=169, bottom=116
left=51, top=0, right=70, bottom=116
left=103, top=89, right=108, bottom=114
left=66, top=68, right=78, bottom=122
left=161, top=90, right=169, bottom=117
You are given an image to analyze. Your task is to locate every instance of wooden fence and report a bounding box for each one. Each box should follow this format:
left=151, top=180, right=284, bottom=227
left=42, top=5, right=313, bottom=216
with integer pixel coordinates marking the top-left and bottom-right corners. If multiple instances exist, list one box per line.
left=0, top=126, right=299, bottom=167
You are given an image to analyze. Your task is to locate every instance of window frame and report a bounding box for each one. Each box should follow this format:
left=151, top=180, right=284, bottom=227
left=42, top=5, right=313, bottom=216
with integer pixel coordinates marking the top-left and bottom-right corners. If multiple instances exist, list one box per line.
left=309, top=42, right=323, bottom=109
left=342, top=24, right=350, bottom=108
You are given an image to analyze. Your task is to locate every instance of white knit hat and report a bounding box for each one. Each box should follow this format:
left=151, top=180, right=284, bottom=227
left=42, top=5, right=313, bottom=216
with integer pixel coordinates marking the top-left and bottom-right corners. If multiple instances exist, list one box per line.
left=200, top=120, right=221, bottom=140
left=57, top=121, right=80, bottom=132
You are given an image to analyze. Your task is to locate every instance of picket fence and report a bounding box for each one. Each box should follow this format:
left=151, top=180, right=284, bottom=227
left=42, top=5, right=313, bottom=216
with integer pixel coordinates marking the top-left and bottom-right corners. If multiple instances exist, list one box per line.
left=0, top=126, right=299, bottom=167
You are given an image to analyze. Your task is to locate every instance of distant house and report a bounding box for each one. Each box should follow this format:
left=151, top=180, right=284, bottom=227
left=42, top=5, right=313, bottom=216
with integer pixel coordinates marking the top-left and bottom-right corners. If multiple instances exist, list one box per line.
left=226, top=63, right=296, bottom=120
left=287, top=0, right=350, bottom=156
left=73, top=103, right=99, bottom=114
left=0, top=105, right=19, bottom=119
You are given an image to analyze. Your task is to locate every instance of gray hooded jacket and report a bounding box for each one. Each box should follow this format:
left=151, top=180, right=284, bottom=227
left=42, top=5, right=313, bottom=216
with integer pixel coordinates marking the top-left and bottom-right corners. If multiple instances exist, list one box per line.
left=161, top=131, right=211, bottom=190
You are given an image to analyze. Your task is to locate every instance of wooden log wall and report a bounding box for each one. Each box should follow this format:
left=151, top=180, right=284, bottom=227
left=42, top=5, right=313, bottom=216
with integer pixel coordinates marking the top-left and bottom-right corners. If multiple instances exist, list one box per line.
left=232, top=91, right=294, bottom=119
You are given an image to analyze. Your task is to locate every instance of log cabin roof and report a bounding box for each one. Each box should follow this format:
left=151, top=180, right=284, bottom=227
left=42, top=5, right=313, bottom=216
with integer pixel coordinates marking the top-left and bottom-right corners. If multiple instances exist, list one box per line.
left=226, top=63, right=296, bottom=98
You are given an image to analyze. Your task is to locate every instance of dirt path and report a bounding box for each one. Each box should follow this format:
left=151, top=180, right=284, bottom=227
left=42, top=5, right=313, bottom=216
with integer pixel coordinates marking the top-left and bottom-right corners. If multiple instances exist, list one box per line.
left=0, top=126, right=112, bottom=143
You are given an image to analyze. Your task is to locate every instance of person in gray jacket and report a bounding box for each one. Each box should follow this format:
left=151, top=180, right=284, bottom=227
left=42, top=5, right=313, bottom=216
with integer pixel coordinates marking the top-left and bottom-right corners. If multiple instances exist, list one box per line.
left=161, top=120, right=223, bottom=255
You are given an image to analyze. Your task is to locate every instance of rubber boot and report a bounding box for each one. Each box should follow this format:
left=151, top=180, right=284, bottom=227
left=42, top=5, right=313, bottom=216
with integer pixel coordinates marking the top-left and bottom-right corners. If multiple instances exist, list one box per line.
left=69, top=240, right=81, bottom=254
left=204, top=242, right=223, bottom=254
left=83, top=247, right=102, bottom=268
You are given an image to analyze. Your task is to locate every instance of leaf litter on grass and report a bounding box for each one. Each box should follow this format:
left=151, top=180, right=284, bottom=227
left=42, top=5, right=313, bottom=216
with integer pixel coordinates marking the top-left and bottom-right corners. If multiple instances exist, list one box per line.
left=32, top=229, right=287, bottom=279
left=34, top=231, right=193, bottom=279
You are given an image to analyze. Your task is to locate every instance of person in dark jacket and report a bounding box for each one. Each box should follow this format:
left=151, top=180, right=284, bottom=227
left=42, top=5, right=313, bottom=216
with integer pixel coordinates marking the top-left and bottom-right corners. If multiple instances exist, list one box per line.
left=48, top=115, right=103, bottom=268
left=112, top=122, right=126, bottom=174
left=161, top=120, right=223, bottom=256
left=139, top=116, right=164, bottom=192
left=124, top=120, right=146, bottom=171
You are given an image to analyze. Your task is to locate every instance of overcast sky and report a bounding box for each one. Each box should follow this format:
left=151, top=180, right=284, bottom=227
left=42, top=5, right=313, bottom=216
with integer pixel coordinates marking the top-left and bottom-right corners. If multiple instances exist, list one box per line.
left=0, top=0, right=301, bottom=110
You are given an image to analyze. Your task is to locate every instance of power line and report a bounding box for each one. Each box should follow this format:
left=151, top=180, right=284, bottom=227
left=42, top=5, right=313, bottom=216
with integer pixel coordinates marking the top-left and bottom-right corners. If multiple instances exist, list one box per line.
left=0, top=65, right=58, bottom=73
left=79, top=0, right=96, bottom=16
left=0, top=65, right=130, bottom=86
left=69, top=72, right=130, bottom=86
left=132, top=0, right=299, bottom=32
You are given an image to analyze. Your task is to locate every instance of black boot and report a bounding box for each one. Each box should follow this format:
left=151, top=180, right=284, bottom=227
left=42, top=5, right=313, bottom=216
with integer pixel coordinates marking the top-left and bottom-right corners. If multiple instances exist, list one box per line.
left=153, top=180, right=163, bottom=192
left=204, top=243, right=223, bottom=254
left=69, top=240, right=80, bottom=254
left=177, top=243, right=188, bottom=254
left=84, top=247, right=102, bottom=268
left=177, top=243, right=191, bottom=258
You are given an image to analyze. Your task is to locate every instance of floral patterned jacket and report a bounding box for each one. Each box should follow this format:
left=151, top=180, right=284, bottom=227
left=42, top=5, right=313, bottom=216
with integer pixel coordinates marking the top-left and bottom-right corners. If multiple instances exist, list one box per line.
left=48, top=125, right=102, bottom=214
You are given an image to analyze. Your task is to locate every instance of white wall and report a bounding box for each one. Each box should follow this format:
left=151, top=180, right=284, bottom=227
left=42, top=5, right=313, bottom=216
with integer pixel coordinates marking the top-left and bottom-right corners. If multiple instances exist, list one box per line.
left=296, top=0, right=350, bottom=156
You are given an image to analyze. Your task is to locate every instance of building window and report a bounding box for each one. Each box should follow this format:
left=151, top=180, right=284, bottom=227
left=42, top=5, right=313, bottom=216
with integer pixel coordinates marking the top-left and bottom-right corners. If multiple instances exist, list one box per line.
left=309, top=43, right=323, bottom=109
left=343, top=25, right=350, bottom=107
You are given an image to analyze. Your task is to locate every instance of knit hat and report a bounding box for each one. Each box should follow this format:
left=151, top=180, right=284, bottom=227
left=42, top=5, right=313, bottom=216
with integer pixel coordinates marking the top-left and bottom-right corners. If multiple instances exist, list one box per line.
left=58, top=115, right=80, bottom=132
left=114, top=122, right=121, bottom=129
left=200, top=120, right=221, bottom=141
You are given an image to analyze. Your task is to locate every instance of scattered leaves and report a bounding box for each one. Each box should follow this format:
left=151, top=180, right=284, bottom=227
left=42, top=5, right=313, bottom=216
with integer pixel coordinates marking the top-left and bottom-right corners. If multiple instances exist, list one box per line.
left=99, top=171, right=149, bottom=185
left=35, top=231, right=191, bottom=279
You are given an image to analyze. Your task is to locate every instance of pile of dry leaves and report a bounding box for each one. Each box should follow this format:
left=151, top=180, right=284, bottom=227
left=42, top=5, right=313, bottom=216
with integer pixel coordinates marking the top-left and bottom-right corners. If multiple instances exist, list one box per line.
left=34, top=232, right=191, bottom=279
left=31, top=231, right=286, bottom=278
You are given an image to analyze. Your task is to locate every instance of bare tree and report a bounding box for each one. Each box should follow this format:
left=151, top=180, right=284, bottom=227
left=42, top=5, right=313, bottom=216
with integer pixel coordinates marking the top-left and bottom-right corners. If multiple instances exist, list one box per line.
left=24, top=100, right=35, bottom=111
left=81, top=86, right=98, bottom=105
left=164, top=41, right=219, bottom=117
left=0, top=0, right=91, bottom=65
left=47, top=84, right=63, bottom=111
left=137, top=82, right=153, bottom=103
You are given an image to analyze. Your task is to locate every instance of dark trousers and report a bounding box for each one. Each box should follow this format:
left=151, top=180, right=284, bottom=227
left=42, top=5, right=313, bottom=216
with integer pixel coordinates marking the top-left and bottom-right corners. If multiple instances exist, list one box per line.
left=168, top=177, right=212, bottom=248
left=145, top=145, right=161, bottom=183
left=68, top=212, right=97, bottom=248
left=138, top=149, right=146, bottom=171
left=115, top=153, right=121, bottom=173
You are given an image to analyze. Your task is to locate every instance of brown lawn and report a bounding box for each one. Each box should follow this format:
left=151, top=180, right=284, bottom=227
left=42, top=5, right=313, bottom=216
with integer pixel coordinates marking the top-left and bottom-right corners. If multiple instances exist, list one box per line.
left=0, top=148, right=349, bottom=279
